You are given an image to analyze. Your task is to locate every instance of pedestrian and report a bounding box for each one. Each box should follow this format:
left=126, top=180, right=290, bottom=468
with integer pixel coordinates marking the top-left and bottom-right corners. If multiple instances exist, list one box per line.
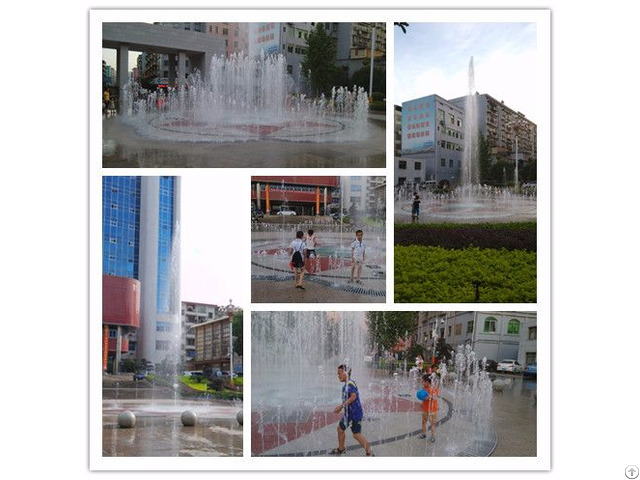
left=411, top=193, right=420, bottom=223
left=330, top=364, right=373, bottom=456
left=290, top=230, right=306, bottom=290
left=415, top=354, right=424, bottom=372
left=349, top=229, right=366, bottom=284
left=418, top=374, right=439, bottom=442
left=103, top=89, right=110, bottom=115
left=305, top=229, right=319, bottom=274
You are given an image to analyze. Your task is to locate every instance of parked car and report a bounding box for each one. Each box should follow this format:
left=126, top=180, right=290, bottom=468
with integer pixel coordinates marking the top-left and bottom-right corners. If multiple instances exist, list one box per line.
left=523, top=363, right=537, bottom=377
left=496, top=359, right=524, bottom=374
left=221, top=371, right=238, bottom=378
left=276, top=209, right=296, bottom=216
left=133, top=371, right=147, bottom=381
left=483, top=359, right=498, bottom=372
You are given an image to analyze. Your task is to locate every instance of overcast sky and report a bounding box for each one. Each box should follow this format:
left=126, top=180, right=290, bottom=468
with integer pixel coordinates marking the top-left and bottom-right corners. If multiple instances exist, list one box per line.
left=394, top=22, right=540, bottom=124
left=179, top=174, right=248, bottom=308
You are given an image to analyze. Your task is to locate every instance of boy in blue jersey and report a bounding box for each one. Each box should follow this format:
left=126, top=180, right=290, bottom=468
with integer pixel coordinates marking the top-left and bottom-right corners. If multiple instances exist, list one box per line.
left=330, top=364, right=373, bottom=456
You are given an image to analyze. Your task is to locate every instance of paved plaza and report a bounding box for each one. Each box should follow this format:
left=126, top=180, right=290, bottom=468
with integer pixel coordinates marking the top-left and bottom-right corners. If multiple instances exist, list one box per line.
left=102, top=375, right=243, bottom=457
left=252, top=373, right=536, bottom=458
left=251, top=229, right=386, bottom=303
left=102, top=114, right=385, bottom=168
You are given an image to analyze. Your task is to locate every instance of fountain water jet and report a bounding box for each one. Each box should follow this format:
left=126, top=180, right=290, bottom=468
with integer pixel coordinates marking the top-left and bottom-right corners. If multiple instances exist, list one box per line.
left=251, top=312, right=496, bottom=457
left=395, top=57, right=536, bottom=224
left=121, top=53, right=370, bottom=144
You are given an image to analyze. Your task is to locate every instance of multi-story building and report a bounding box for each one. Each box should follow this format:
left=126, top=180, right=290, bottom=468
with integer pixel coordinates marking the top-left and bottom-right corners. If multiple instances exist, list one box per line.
left=335, top=22, right=386, bottom=78
left=415, top=311, right=536, bottom=364
left=396, top=94, right=464, bottom=187
left=339, top=176, right=386, bottom=217
left=190, top=311, right=236, bottom=374
left=448, top=93, right=537, bottom=166
left=181, top=302, right=221, bottom=365
left=206, top=22, right=249, bottom=56
left=394, top=104, right=402, bottom=156
left=251, top=176, right=340, bottom=216
left=102, top=176, right=181, bottom=372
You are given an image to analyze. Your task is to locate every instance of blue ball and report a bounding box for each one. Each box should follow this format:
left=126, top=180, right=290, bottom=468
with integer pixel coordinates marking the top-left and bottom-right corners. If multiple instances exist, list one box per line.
left=417, top=389, right=429, bottom=401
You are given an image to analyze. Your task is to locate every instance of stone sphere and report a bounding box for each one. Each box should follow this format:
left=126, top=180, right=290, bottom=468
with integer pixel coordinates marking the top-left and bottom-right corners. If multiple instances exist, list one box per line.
left=118, top=411, right=136, bottom=428
left=236, top=410, right=243, bottom=425
left=181, top=410, right=197, bottom=426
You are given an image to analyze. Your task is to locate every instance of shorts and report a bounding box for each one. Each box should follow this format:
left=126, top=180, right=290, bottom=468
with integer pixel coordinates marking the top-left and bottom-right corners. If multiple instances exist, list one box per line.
left=306, top=249, right=316, bottom=259
left=412, top=206, right=420, bottom=216
left=422, top=411, right=437, bottom=422
left=292, top=251, right=304, bottom=268
left=339, top=419, right=362, bottom=434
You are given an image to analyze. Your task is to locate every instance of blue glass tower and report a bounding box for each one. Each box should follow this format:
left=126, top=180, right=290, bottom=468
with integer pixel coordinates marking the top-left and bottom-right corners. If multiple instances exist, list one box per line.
left=102, top=176, right=181, bottom=365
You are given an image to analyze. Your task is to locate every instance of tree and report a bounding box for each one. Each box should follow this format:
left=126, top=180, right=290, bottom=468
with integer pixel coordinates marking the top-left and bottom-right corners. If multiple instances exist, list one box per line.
left=394, top=22, right=409, bottom=34
left=350, top=60, right=386, bottom=96
left=478, top=132, right=493, bottom=184
left=232, top=311, right=243, bottom=357
left=366, top=311, right=417, bottom=353
left=301, top=23, right=337, bottom=97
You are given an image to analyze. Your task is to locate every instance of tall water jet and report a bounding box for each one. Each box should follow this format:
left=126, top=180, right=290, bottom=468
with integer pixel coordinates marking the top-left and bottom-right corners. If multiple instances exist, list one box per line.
left=462, top=57, right=479, bottom=186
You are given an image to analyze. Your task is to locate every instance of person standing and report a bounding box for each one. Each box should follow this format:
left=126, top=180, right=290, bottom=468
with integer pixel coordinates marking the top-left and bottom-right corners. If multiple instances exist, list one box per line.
left=350, top=230, right=366, bottom=284
left=411, top=193, right=420, bottom=223
left=290, top=230, right=307, bottom=290
left=330, top=365, right=373, bottom=456
left=305, top=229, right=319, bottom=274
left=418, top=374, right=439, bottom=442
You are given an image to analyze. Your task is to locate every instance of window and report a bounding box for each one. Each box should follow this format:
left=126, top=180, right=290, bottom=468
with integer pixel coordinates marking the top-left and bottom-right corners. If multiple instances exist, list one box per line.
left=525, top=352, right=536, bottom=364
left=156, top=321, right=173, bottom=333
left=447, top=325, right=452, bottom=337
left=449, top=159, right=454, bottom=168
left=414, top=162, right=422, bottom=170
left=467, top=321, right=474, bottom=334
left=287, top=65, right=293, bottom=74
left=483, top=316, right=497, bottom=333
left=399, top=160, right=407, bottom=170
left=507, top=319, right=521, bottom=335
left=454, top=324, right=462, bottom=335
left=528, top=326, right=537, bottom=340
left=441, top=158, right=446, bottom=167
left=222, top=28, right=229, bottom=35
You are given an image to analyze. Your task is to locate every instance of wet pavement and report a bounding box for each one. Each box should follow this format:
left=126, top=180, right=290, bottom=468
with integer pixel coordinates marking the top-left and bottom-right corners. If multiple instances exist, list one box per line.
left=102, top=114, right=386, bottom=168
left=251, top=230, right=386, bottom=303
left=102, top=374, right=243, bottom=457
left=251, top=373, right=536, bottom=457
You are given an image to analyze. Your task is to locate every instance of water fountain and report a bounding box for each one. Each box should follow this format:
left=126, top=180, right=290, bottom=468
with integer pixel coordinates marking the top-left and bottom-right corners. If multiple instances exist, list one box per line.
left=251, top=208, right=386, bottom=301
left=395, top=57, right=536, bottom=223
left=102, top=181, right=243, bottom=457
left=121, top=54, right=369, bottom=145
left=251, top=312, right=496, bottom=457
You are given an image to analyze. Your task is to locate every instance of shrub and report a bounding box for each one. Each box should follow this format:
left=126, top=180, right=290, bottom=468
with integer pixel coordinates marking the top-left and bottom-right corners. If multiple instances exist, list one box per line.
left=394, top=245, right=536, bottom=303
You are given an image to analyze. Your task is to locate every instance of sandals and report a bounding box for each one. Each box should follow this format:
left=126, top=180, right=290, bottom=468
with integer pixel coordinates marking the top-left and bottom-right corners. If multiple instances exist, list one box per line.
left=366, top=450, right=374, bottom=456
left=329, top=447, right=346, bottom=455
left=295, top=285, right=305, bottom=290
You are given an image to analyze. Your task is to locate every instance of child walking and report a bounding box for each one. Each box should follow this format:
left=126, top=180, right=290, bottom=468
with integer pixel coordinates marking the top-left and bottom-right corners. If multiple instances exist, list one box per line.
left=290, top=230, right=307, bottom=290
left=419, top=374, right=439, bottom=442
left=350, top=230, right=366, bottom=284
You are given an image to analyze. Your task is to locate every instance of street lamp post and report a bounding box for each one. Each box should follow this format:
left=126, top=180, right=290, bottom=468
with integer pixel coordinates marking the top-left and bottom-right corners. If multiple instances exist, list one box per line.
left=506, top=118, right=527, bottom=190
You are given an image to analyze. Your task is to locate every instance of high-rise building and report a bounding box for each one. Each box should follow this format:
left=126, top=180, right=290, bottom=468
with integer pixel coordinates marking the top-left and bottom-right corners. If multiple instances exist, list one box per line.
left=448, top=93, right=537, bottom=165
left=102, top=176, right=181, bottom=371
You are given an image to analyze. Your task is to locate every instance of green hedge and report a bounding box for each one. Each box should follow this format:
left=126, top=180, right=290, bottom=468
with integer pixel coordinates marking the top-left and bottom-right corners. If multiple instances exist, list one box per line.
left=395, top=245, right=536, bottom=303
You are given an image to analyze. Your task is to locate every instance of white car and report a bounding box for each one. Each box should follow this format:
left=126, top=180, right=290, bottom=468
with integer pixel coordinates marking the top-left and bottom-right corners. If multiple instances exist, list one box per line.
left=277, top=210, right=297, bottom=216
left=496, top=359, right=524, bottom=374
